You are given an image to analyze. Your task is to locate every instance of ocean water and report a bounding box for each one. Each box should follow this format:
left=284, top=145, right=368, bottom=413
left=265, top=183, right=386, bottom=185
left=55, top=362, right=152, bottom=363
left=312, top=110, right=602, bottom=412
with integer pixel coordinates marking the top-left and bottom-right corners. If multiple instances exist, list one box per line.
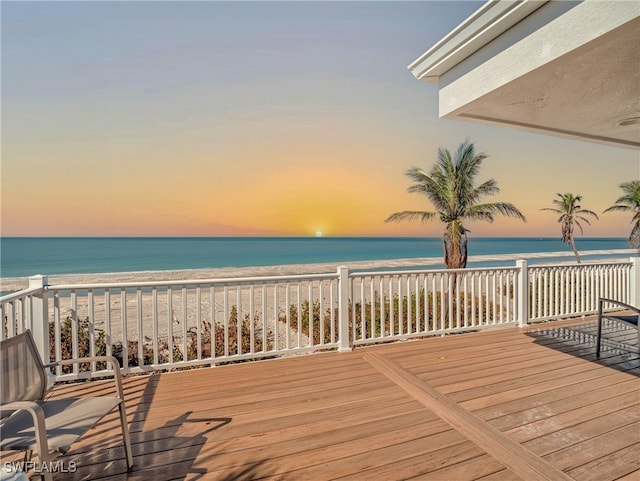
left=0, top=237, right=631, bottom=279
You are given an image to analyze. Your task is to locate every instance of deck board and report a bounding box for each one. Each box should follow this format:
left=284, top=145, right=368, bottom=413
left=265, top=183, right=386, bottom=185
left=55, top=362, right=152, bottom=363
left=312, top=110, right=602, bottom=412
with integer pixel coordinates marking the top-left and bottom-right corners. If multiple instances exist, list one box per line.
left=4, top=317, right=638, bottom=480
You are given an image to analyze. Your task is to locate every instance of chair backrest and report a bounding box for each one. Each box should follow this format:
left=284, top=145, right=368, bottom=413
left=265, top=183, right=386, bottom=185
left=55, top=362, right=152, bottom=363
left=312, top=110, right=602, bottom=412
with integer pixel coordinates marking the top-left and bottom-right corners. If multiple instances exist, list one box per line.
left=1, top=330, right=47, bottom=405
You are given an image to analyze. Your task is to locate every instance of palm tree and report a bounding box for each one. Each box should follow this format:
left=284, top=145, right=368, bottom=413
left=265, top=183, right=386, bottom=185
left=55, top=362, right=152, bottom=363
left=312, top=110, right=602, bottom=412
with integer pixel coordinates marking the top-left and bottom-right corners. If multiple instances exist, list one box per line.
left=603, top=180, right=640, bottom=253
left=541, top=193, right=599, bottom=263
left=385, top=141, right=526, bottom=269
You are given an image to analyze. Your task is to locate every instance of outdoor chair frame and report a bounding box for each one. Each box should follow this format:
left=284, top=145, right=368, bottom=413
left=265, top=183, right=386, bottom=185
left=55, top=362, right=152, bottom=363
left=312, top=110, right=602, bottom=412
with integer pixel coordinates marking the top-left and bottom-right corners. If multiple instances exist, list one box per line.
left=0, top=330, right=133, bottom=481
left=595, top=297, right=640, bottom=358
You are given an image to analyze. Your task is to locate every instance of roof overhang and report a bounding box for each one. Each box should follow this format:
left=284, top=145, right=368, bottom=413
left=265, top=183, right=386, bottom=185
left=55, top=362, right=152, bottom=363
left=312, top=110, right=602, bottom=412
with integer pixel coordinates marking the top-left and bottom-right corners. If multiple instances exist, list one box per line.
left=410, top=0, right=640, bottom=150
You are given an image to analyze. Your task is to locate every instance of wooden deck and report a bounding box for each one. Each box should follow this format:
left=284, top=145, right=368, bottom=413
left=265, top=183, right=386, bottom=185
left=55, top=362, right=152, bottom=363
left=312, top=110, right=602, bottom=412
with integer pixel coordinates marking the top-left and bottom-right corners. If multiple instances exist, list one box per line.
left=13, top=318, right=640, bottom=480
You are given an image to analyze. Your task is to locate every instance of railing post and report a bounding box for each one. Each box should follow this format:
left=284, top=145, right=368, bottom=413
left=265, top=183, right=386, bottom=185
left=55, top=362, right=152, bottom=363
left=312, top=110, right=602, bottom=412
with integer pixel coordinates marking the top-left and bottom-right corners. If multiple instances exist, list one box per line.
left=515, top=260, right=529, bottom=327
left=337, top=266, right=351, bottom=352
left=630, top=257, right=639, bottom=307
left=29, top=275, right=50, bottom=364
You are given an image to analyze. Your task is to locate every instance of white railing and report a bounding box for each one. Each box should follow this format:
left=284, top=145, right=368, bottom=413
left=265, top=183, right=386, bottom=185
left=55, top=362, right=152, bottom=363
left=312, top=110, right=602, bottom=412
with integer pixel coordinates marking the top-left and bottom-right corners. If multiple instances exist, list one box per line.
left=0, top=277, right=50, bottom=362
left=348, top=266, right=520, bottom=345
left=43, top=273, right=340, bottom=380
left=1, top=257, right=638, bottom=380
left=528, top=261, right=634, bottom=321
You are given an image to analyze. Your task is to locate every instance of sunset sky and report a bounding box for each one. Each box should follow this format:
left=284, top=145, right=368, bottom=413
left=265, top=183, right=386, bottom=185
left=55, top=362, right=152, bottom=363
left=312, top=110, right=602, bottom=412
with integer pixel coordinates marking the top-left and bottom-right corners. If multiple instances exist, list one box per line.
left=2, top=1, right=638, bottom=239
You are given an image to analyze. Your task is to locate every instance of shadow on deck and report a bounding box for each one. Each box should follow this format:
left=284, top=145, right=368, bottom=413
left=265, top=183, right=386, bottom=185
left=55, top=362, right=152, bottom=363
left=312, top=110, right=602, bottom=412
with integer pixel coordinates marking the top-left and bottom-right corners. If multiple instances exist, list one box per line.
left=525, top=317, right=640, bottom=376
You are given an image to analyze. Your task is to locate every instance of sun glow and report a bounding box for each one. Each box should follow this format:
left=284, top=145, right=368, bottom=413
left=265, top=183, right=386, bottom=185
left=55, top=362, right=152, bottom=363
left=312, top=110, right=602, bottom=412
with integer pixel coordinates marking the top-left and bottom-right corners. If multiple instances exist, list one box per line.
left=315, top=231, right=323, bottom=237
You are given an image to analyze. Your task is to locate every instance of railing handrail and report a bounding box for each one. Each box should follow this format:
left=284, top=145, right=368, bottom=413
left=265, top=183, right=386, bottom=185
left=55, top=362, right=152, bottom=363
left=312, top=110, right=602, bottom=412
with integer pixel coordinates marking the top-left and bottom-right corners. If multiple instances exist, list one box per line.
left=528, top=259, right=632, bottom=269
left=0, top=285, right=45, bottom=303
left=352, top=265, right=520, bottom=277
left=45, top=272, right=339, bottom=292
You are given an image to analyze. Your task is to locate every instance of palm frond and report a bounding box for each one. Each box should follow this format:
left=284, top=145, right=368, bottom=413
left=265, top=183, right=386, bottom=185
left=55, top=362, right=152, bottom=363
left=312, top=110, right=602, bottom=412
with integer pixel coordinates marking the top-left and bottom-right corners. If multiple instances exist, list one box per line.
left=468, top=179, right=500, bottom=206
left=384, top=211, right=436, bottom=223
left=540, top=207, right=562, bottom=214
left=469, top=202, right=527, bottom=222
left=603, top=204, right=633, bottom=214
left=604, top=180, right=640, bottom=213
left=405, top=169, right=450, bottom=213
left=577, top=208, right=599, bottom=218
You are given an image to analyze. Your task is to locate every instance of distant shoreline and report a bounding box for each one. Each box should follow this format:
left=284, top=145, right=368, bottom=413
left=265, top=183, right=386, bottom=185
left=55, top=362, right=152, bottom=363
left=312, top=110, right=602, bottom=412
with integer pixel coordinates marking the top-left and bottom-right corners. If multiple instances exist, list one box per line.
left=1, top=249, right=635, bottom=293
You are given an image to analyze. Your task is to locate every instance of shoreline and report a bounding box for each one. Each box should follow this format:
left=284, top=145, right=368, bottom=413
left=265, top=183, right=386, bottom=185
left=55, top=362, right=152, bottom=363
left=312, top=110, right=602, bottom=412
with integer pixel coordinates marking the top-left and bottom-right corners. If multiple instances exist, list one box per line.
left=1, top=249, right=635, bottom=293
left=0, top=258, right=445, bottom=292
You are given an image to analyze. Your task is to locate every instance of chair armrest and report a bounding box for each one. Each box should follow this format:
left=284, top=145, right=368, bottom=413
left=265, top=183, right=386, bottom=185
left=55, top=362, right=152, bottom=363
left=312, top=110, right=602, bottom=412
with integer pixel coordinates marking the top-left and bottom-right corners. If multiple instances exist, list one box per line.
left=598, top=298, right=640, bottom=314
left=1, top=400, right=44, bottom=419
left=0, top=401, right=53, bottom=464
left=45, top=356, right=125, bottom=399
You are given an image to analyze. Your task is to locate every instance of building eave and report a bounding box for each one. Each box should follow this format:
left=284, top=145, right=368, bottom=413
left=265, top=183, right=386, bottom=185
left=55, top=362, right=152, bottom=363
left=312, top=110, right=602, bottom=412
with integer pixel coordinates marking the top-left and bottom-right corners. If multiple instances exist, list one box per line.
left=407, top=0, right=640, bottom=150
left=408, top=0, right=549, bottom=82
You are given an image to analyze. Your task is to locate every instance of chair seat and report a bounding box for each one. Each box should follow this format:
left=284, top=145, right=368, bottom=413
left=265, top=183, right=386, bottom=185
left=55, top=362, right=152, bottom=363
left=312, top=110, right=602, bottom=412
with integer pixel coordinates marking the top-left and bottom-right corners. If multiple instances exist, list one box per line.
left=602, top=314, right=638, bottom=326
left=596, top=298, right=640, bottom=359
left=1, top=397, right=121, bottom=453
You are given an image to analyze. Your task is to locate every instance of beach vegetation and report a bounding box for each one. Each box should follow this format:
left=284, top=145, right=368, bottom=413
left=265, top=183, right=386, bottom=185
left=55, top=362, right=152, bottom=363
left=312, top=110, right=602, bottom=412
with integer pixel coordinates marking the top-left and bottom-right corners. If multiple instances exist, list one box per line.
left=385, top=141, right=526, bottom=268
left=349, top=286, right=501, bottom=340
left=49, top=312, right=272, bottom=373
left=188, top=308, right=271, bottom=360
left=541, top=193, right=599, bottom=263
left=287, top=300, right=336, bottom=345
left=603, top=180, right=640, bottom=253
left=49, top=317, right=108, bottom=373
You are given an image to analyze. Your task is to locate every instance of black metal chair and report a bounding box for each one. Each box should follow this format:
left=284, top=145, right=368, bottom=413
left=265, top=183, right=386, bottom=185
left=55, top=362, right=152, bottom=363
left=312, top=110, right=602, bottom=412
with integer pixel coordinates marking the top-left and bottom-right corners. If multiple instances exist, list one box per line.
left=596, top=298, right=640, bottom=358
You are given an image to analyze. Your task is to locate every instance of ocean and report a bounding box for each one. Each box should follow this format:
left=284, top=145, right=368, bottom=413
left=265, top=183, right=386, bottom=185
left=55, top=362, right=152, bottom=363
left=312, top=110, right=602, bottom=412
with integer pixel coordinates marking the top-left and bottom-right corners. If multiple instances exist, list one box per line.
left=0, top=237, right=632, bottom=279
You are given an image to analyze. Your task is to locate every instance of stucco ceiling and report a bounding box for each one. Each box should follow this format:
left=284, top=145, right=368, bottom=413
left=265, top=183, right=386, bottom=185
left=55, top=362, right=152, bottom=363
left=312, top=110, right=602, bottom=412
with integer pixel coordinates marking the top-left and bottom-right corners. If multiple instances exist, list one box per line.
left=452, top=17, right=640, bottom=149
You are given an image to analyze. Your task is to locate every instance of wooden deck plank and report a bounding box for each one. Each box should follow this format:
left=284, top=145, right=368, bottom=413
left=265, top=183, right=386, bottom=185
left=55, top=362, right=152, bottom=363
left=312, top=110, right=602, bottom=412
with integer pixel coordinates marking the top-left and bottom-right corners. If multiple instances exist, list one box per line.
left=455, top=366, right=639, bottom=412
left=506, top=394, right=640, bottom=442
left=488, top=378, right=640, bottom=430
left=364, top=352, right=574, bottom=481
left=565, top=442, right=640, bottom=481
left=258, top=437, right=481, bottom=480
left=541, top=421, right=640, bottom=471
left=615, top=469, right=640, bottom=480
left=18, top=318, right=639, bottom=481
left=407, top=455, right=510, bottom=481
left=473, top=372, right=639, bottom=422
left=522, top=404, right=640, bottom=455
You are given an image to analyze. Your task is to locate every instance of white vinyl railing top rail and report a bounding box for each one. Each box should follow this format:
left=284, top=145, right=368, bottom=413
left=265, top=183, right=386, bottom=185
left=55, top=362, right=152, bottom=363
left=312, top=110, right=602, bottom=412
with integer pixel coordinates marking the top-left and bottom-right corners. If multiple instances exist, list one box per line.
left=1, top=256, right=637, bottom=380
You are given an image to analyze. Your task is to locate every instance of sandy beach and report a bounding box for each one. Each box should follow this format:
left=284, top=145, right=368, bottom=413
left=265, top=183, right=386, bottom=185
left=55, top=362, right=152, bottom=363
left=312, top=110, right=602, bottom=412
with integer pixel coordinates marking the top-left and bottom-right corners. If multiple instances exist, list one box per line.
left=0, top=257, right=449, bottom=293
left=2, top=249, right=634, bottom=293
left=1, top=258, right=445, bottom=349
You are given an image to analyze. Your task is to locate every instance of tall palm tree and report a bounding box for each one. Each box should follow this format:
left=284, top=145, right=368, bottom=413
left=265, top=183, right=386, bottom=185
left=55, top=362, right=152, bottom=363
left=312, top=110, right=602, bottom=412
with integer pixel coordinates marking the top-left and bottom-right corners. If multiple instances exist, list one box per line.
left=541, top=193, right=599, bottom=263
left=385, top=141, right=526, bottom=269
left=603, top=180, right=640, bottom=253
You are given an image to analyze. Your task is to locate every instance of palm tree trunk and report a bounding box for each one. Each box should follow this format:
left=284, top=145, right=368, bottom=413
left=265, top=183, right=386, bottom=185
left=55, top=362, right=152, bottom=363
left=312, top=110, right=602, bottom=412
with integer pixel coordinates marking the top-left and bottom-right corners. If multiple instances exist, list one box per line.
left=570, top=237, right=581, bottom=263
left=443, top=232, right=467, bottom=269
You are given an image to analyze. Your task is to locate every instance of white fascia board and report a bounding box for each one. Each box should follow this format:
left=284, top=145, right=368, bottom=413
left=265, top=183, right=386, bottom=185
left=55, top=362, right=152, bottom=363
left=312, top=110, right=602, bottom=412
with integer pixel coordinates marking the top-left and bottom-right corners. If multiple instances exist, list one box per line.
left=438, top=0, right=640, bottom=116
left=408, top=0, right=549, bottom=82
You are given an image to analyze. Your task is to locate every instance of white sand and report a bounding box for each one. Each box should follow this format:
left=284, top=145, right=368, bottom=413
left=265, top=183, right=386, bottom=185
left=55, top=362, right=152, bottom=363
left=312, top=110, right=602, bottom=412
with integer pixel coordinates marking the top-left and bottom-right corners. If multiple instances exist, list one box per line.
left=0, top=258, right=446, bottom=292
left=1, top=258, right=443, bottom=349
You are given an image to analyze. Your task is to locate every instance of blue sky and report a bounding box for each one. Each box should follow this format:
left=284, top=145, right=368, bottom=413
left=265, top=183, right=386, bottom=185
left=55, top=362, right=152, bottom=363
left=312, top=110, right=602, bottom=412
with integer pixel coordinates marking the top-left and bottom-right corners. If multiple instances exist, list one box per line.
left=2, top=1, right=638, bottom=238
